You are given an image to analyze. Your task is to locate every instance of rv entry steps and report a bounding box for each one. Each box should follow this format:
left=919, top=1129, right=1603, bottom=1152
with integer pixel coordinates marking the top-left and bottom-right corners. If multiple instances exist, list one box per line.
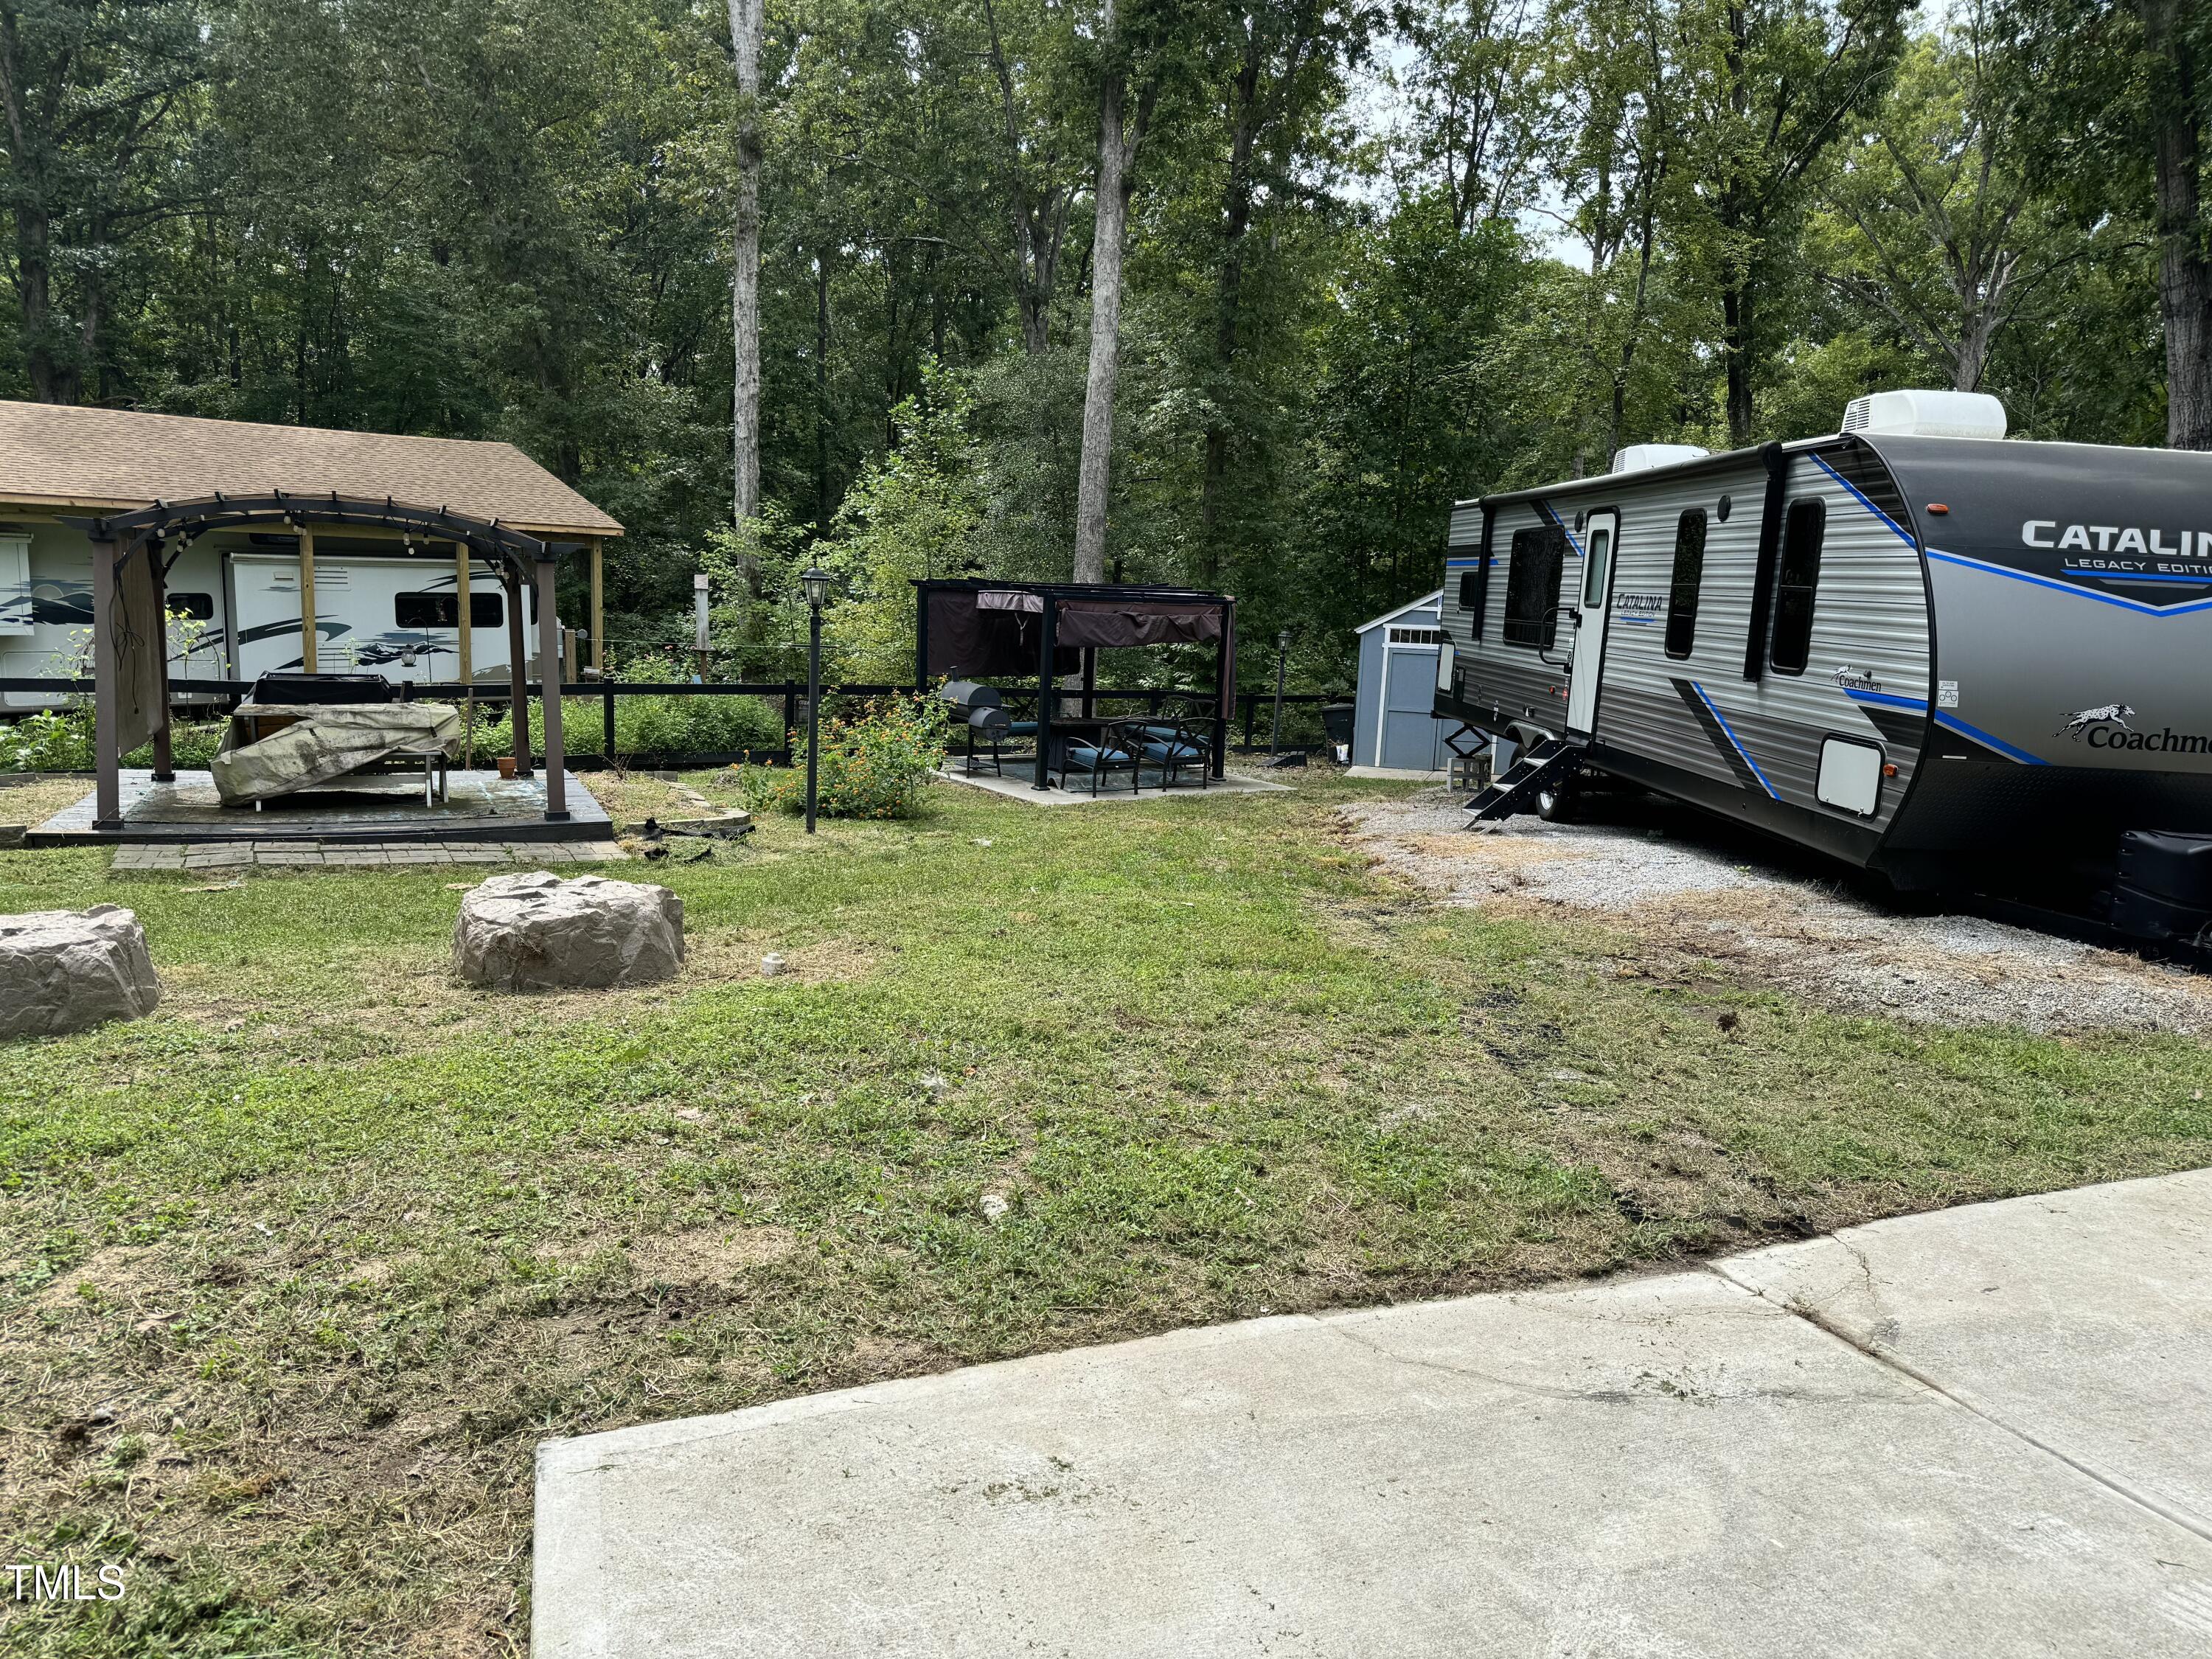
left=1464, top=737, right=1582, bottom=824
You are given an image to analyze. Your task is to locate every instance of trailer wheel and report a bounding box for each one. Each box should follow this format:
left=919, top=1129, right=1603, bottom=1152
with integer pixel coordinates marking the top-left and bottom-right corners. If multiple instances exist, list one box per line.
left=1534, top=779, right=1580, bottom=822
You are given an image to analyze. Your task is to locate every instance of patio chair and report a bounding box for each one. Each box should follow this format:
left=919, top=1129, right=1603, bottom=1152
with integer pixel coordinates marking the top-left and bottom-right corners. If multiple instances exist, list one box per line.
left=1051, top=720, right=1142, bottom=796
left=1130, top=716, right=1213, bottom=789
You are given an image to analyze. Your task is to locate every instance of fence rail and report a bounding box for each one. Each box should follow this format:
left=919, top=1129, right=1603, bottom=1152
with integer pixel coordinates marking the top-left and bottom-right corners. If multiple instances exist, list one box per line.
left=0, top=678, right=1350, bottom=769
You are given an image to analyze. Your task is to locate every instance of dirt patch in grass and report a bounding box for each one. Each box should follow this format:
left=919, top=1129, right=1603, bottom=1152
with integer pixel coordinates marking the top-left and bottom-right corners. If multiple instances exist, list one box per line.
left=0, top=772, right=94, bottom=832
left=154, top=925, right=884, bottom=1038
left=1349, top=792, right=2212, bottom=1034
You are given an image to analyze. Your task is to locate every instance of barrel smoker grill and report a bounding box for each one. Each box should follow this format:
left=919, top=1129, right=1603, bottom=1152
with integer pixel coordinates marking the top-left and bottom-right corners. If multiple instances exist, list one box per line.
left=937, top=681, right=1014, bottom=776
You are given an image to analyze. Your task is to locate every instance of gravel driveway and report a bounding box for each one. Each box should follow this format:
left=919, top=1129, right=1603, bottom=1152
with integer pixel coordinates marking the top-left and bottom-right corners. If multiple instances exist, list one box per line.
left=1347, top=789, right=2212, bottom=1034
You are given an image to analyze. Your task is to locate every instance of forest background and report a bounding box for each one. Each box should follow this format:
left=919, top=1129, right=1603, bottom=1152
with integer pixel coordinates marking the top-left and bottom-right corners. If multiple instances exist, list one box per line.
left=2, top=0, right=2205, bottom=687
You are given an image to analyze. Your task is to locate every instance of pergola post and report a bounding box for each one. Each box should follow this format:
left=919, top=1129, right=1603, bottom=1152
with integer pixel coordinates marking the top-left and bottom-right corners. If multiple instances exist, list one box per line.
left=588, top=537, right=605, bottom=677
left=299, top=524, right=318, bottom=672
left=455, top=542, right=473, bottom=686
left=1213, top=596, right=1235, bottom=779
left=91, top=534, right=122, bottom=827
left=1032, top=595, right=1057, bottom=791
left=148, top=540, right=175, bottom=783
left=505, top=564, right=533, bottom=780
left=538, top=555, right=568, bottom=821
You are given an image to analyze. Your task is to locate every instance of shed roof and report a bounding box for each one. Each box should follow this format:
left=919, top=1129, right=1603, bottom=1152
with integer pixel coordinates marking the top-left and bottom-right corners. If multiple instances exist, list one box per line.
left=1354, top=590, right=1443, bottom=633
left=0, top=401, right=622, bottom=537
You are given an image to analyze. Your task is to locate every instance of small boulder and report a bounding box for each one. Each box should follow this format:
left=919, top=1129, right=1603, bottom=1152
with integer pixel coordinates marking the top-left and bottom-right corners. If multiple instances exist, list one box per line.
left=453, top=871, right=685, bottom=991
left=0, top=905, right=162, bottom=1040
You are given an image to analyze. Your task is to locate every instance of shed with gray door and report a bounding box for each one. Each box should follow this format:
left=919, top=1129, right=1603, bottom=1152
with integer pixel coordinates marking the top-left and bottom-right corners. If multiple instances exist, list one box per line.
left=1352, top=591, right=1447, bottom=777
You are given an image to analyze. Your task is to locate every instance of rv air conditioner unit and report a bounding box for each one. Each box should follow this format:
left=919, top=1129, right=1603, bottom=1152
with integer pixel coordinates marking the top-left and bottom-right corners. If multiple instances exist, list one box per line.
left=1610, top=443, right=1711, bottom=474
left=1840, top=389, right=2006, bottom=440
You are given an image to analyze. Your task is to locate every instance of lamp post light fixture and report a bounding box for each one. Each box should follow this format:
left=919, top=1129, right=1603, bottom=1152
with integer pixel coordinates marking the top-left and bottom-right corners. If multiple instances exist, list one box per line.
left=1269, top=627, right=1293, bottom=759
left=801, top=567, right=835, bottom=835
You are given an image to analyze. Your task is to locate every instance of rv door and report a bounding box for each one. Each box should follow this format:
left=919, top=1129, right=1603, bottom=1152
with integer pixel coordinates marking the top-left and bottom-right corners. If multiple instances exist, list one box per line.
left=1565, top=509, right=1618, bottom=736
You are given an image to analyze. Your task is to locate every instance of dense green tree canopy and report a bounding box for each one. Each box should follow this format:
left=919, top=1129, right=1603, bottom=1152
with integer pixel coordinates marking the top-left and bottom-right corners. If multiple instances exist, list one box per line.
left=0, top=0, right=2200, bottom=683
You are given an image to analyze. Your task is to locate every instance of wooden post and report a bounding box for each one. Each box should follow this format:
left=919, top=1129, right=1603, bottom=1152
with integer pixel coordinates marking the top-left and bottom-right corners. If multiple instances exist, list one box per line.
left=505, top=564, right=533, bottom=780
left=589, top=538, right=605, bottom=676
left=1032, top=596, right=1057, bottom=790
left=299, top=525, right=318, bottom=673
left=1221, top=597, right=1239, bottom=779
left=538, top=556, right=568, bottom=821
left=564, top=625, right=579, bottom=686
left=91, top=535, right=122, bottom=827
left=455, top=542, right=473, bottom=686
left=148, top=542, right=175, bottom=782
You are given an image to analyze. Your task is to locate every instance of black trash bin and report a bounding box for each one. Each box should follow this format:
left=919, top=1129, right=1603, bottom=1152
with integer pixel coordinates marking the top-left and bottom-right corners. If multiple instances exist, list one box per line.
left=1321, top=701, right=1355, bottom=764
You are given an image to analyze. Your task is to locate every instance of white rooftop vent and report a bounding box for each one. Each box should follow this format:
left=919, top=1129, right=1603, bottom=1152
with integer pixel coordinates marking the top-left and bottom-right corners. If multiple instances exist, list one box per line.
left=1840, top=389, right=2006, bottom=440
left=1610, top=443, right=1711, bottom=474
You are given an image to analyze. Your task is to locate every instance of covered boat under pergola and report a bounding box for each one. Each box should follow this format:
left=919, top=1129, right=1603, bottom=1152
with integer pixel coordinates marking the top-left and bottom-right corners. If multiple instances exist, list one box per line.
left=0, top=400, right=622, bottom=843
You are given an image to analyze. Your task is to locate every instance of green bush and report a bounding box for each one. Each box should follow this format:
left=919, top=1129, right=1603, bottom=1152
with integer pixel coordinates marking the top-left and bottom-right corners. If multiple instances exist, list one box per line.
left=757, top=694, right=948, bottom=819
left=465, top=691, right=782, bottom=762
left=1, top=709, right=246, bottom=773
left=0, top=708, right=94, bottom=771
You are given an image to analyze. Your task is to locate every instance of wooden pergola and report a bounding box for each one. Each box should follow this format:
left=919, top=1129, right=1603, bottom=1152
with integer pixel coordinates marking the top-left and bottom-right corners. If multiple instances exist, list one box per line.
left=67, top=491, right=594, bottom=829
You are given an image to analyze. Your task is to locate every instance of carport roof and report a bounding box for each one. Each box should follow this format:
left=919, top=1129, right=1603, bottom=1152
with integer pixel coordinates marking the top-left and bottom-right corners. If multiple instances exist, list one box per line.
left=0, top=400, right=622, bottom=538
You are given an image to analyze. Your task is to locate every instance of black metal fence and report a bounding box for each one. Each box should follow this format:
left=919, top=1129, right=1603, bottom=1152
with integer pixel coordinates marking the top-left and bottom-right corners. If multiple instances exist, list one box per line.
left=0, top=678, right=1350, bottom=771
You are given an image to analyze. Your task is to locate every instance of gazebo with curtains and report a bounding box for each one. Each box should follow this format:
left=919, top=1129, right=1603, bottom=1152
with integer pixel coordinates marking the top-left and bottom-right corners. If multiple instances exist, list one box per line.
left=913, top=579, right=1237, bottom=789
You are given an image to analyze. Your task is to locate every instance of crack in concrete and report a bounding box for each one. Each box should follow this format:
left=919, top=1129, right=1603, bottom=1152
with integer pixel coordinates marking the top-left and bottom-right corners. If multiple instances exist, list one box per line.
left=1708, top=1261, right=2212, bottom=1550
left=1323, top=1315, right=1907, bottom=1410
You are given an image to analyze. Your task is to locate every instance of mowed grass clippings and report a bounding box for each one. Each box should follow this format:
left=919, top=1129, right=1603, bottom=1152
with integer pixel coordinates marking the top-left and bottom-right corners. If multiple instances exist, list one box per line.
left=4, top=771, right=2211, bottom=1656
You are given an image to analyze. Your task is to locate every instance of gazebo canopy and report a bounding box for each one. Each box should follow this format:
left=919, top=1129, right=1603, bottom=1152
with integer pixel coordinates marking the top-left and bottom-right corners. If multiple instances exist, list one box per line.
left=914, top=578, right=1237, bottom=790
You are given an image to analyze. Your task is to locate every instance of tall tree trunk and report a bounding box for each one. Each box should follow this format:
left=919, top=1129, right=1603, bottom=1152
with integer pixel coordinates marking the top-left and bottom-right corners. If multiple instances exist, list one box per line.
left=1200, top=23, right=1264, bottom=586
left=2140, top=0, right=2212, bottom=448
left=815, top=252, right=831, bottom=533
left=1721, top=271, right=1756, bottom=448
left=1073, top=3, right=1150, bottom=585
left=983, top=0, right=1068, bottom=354
left=729, top=0, right=764, bottom=525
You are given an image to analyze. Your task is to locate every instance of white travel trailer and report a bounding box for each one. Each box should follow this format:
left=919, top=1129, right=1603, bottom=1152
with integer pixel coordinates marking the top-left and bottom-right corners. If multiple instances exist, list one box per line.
left=1433, top=391, right=2212, bottom=947
left=0, top=402, right=619, bottom=707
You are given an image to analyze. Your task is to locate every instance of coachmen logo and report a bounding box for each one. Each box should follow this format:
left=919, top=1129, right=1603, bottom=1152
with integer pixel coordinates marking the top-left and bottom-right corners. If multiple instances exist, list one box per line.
left=2059, top=703, right=2212, bottom=754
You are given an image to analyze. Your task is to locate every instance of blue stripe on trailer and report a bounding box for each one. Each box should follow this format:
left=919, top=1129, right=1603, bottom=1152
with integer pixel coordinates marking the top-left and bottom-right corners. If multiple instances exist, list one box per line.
left=1843, top=687, right=1929, bottom=712
left=1691, top=681, right=1780, bottom=799
left=1927, top=547, right=2212, bottom=617
left=1933, top=712, right=2048, bottom=766
left=1810, top=453, right=1918, bottom=548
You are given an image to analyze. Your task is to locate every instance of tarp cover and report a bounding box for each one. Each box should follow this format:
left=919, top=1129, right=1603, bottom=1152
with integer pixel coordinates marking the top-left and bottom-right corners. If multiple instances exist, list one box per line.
left=927, top=588, right=1222, bottom=676
left=1051, top=598, right=1222, bottom=648
left=211, top=701, right=462, bottom=806
left=113, top=543, right=166, bottom=757
left=925, top=589, right=1075, bottom=678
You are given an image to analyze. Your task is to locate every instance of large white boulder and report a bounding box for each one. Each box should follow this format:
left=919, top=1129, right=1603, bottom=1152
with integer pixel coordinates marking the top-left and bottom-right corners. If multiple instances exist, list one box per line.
left=0, top=905, right=162, bottom=1040
left=453, top=871, right=685, bottom=991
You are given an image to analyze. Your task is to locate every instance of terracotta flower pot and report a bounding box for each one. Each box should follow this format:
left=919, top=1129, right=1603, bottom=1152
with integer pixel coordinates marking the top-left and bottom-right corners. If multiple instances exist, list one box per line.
left=498, top=756, right=518, bottom=780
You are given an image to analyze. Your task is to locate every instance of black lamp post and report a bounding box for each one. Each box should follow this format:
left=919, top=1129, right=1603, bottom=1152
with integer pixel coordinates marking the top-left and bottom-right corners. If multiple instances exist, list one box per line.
left=1269, top=627, right=1293, bottom=758
left=801, top=567, right=834, bottom=834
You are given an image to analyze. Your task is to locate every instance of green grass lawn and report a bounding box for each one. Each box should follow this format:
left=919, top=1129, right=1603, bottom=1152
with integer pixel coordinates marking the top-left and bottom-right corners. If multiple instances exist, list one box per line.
left=4, top=770, right=2211, bottom=1655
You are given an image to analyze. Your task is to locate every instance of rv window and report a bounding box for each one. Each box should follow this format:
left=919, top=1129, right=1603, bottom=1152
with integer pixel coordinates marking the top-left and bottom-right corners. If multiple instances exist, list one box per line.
left=1768, top=500, right=1826, bottom=675
left=167, top=591, right=215, bottom=622
left=1458, top=571, right=1478, bottom=613
left=1664, top=511, right=1707, bottom=659
left=396, top=591, right=503, bottom=630
left=1501, top=526, right=1565, bottom=649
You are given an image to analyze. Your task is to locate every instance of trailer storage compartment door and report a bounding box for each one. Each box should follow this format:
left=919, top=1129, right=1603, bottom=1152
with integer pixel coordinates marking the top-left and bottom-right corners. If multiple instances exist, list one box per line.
left=1817, top=736, right=1883, bottom=815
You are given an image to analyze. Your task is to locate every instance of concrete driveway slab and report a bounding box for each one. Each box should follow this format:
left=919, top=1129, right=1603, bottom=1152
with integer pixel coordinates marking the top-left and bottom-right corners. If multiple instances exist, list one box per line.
left=1719, top=1169, right=2212, bottom=1540
left=535, top=1222, right=2212, bottom=1658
